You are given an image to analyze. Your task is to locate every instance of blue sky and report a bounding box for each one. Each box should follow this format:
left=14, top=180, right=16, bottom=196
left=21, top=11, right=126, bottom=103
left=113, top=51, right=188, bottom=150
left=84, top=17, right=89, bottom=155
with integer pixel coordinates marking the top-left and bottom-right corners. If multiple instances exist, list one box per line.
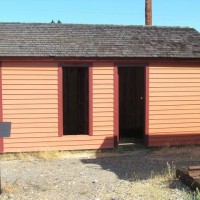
left=1, top=0, right=200, bottom=31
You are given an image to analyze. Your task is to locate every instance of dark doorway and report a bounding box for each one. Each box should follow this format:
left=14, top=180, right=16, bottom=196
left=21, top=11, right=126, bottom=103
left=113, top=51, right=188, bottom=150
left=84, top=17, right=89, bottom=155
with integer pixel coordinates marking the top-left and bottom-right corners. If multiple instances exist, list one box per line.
left=119, top=67, right=145, bottom=139
left=63, top=67, right=89, bottom=135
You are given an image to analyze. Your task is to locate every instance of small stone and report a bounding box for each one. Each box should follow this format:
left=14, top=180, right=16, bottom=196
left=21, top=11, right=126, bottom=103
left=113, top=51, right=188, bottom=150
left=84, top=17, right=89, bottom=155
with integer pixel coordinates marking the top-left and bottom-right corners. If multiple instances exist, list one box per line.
left=8, top=194, right=14, bottom=199
left=92, top=179, right=98, bottom=183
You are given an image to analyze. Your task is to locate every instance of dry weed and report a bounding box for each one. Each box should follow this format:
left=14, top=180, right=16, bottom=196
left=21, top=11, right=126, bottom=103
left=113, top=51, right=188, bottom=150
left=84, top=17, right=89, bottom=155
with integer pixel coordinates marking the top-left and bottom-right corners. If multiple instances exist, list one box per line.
left=126, top=162, right=190, bottom=200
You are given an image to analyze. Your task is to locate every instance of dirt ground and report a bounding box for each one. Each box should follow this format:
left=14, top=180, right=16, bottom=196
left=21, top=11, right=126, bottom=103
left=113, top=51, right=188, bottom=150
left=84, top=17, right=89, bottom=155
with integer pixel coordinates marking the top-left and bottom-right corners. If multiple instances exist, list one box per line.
left=0, top=145, right=200, bottom=200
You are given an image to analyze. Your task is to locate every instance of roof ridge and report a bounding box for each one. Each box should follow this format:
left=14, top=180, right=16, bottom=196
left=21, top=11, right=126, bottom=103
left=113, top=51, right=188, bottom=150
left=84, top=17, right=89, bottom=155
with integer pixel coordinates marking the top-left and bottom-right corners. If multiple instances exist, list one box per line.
left=0, top=22, right=194, bottom=30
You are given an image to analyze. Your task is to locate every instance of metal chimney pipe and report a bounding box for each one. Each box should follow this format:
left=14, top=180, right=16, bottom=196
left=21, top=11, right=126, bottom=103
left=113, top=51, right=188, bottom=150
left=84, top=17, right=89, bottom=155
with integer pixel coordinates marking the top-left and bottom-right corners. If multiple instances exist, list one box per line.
left=145, top=0, right=152, bottom=25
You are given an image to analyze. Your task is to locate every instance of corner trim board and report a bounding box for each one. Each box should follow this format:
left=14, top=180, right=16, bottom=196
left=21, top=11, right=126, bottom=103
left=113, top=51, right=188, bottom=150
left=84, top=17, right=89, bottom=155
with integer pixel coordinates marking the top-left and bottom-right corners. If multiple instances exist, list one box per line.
left=0, top=63, right=3, bottom=152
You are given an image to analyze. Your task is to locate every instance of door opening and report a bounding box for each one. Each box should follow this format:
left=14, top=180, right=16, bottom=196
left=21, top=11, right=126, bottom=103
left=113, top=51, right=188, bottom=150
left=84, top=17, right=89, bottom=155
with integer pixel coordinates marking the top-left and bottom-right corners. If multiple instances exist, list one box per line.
left=119, top=67, right=145, bottom=140
left=63, top=67, right=89, bottom=135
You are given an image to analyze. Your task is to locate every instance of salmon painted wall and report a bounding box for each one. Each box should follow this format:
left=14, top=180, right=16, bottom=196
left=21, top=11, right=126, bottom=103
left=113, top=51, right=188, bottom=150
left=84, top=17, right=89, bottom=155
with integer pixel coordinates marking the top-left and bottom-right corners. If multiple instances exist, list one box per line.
left=148, top=62, right=200, bottom=146
left=92, top=63, right=115, bottom=136
left=2, top=61, right=114, bottom=153
left=2, top=60, right=200, bottom=151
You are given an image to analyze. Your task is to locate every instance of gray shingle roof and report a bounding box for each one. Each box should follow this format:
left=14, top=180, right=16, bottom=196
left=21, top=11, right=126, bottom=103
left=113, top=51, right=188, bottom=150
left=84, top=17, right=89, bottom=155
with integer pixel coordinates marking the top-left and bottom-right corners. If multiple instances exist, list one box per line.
left=0, top=23, right=199, bottom=58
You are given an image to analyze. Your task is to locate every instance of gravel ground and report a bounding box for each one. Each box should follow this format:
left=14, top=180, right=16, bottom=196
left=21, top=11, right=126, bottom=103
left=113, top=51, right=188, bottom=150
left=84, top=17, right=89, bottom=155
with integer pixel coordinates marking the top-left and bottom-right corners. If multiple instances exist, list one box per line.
left=0, top=145, right=200, bottom=200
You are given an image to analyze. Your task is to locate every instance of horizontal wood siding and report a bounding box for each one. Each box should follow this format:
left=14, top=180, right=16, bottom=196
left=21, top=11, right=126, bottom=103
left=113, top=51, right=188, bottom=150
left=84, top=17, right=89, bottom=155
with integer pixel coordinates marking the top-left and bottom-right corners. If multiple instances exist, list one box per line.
left=4, top=134, right=114, bottom=152
left=92, top=63, right=114, bottom=142
left=148, top=62, right=200, bottom=146
left=2, top=62, right=113, bottom=152
left=2, top=62, right=58, bottom=152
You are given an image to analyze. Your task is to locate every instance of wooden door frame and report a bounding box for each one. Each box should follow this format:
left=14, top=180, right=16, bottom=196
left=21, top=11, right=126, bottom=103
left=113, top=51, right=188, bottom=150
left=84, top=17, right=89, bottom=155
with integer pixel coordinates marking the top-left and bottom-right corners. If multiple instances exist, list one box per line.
left=113, top=64, right=149, bottom=147
left=58, top=63, right=93, bottom=137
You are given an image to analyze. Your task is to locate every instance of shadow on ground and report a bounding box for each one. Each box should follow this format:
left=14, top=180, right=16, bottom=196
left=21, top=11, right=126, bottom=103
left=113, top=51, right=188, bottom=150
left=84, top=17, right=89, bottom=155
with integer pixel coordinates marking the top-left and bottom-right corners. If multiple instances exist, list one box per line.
left=81, top=143, right=200, bottom=182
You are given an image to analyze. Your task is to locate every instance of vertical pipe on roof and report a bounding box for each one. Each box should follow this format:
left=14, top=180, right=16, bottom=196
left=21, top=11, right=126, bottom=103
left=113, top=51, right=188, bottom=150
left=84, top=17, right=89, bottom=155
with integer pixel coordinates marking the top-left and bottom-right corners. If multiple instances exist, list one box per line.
left=145, top=0, right=152, bottom=25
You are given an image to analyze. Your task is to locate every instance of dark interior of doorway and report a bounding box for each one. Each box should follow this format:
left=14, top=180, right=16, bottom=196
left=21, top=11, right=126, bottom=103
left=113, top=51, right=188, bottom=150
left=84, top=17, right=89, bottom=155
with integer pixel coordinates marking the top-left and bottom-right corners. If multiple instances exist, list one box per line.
left=119, top=67, right=145, bottom=141
left=63, top=67, right=89, bottom=135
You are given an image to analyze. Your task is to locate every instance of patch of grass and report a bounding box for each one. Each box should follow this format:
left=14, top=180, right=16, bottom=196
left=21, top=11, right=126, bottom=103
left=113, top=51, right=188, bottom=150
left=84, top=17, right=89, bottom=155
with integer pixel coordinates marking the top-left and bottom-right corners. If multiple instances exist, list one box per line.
left=1, top=153, right=19, bottom=161
left=0, top=150, right=98, bottom=161
left=165, top=161, right=176, bottom=180
left=1, top=152, right=36, bottom=161
left=17, top=152, right=35, bottom=160
left=195, top=189, right=200, bottom=200
left=0, top=144, right=148, bottom=161
left=0, top=144, right=199, bottom=162
left=37, top=150, right=63, bottom=160
left=119, top=163, right=191, bottom=200
left=154, top=145, right=200, bottom=155
left=124, top=162, right=190, bottom=200
left=128, top=162, right=200, bottom=200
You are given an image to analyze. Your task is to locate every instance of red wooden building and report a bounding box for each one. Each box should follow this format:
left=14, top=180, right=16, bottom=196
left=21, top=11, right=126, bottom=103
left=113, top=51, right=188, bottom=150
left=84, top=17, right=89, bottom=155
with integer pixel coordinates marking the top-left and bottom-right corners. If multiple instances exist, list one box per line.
left=0, top=23, right=200, bottom=152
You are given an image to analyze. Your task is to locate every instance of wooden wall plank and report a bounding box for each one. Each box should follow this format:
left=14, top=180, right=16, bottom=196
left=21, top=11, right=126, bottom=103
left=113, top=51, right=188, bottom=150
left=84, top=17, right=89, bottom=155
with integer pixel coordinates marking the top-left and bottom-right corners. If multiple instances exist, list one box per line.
left=93, top=89, right=114, bottom=94
left=3, top=79, right=58, bottom=85
left=93, top=107, right=113, bottom=112
left=93, top=103, right=114, bottom=108
left=150, top=122, right=200, bottom=129
left=93, top=112, right=114, bottom=117
left=150, top=127, right=200, bottom=133
left=150, top=87, right=200, bottom=92
left=93, top=70, right=113, bottom=75
left=3, top=75, right=57, bottom=80
left=3, top=90, right=57, bottom=95
left=2, top=94, right=57, bottom=100
left=93, top=80, right=113, bottom=84
left=3, top=85, right=58, bottom=90
left=150, top=118, right=200, bottom=124
left=149, top=101, right=200, bottom=106
left=150, top=74, right=200, bottom=79
left=147, top=134, right=200, bottom=147
left=149, top=113, right=200, bottom=120
left=4, top=135, right=114, bottom=143
left=93, top=94, right=114, bottom=99
left=7, top=118, right=57, bottom=123
left=4, top=138, right=114, bottom=148
left=150, top=105, right=200, bottom=110
left=93, top=98, right=114, bottom=103
left=3, top=143, right=114, bottom=152
left=150, top=109, right=200, bottom=115
left=3, top=104, right=58, bottom=109
left=150, top=79, right=200, bottom=83
left=93, top=84, right=113, bottom=89
left=11, top=123, right=58, bottom=128
left=150, top=91, right=200, bottom=97
left=3, top=70, right=57, bottom=75
left=150, top=96, right=200, bottom=101
left=150, top=82, right=200, bottom=87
